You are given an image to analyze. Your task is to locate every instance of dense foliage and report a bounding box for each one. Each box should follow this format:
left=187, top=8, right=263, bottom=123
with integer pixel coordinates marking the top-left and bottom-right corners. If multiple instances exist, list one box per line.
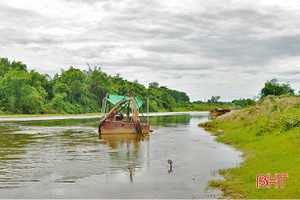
left=231, top=98, right=256, bottom=108
left=0, top=58, right=190, bottom=114
left=260, top=78, right=294, bottom=98
left=2, top=58, right=298, bottom=115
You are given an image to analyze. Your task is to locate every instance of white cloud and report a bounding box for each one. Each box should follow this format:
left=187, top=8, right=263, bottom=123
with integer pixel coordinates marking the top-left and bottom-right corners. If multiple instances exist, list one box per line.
left=1, top=0, right=300, bottom=101
left=259, top=0, right=300, bottom=8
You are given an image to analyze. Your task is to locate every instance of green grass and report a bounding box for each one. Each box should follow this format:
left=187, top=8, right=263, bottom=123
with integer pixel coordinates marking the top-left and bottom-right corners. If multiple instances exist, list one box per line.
left=202, top=96, right=300, bottom=199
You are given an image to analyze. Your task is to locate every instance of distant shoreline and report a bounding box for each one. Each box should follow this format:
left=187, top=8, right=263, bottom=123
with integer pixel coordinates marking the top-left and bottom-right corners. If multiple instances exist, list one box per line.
left=0, top=111, right=209, bottom=122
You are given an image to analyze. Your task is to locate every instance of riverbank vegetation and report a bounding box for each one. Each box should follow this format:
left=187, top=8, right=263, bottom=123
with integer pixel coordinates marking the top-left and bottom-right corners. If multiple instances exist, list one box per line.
left=200, top=96, right=300, bottom=198
left=1, top=58, right=298, bottom=116
left=0, top=58, right=252, bottom=115
left=0, top=58, right=193, bottom=114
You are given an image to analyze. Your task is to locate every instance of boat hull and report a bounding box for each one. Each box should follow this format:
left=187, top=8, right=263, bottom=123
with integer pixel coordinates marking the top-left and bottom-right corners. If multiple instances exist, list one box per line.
left=209, top=109, right=231, bottom=116
left=99, top=120, right=150, bottom=135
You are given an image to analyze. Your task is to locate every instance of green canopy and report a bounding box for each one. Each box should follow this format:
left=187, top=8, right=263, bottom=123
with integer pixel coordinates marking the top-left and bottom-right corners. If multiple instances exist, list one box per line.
left=107, top=94, right=143, bottom=108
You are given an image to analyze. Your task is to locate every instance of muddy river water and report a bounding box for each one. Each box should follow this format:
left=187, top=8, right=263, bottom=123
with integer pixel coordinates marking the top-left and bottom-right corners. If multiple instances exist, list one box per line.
left=0, top=112, right=242, bottom=198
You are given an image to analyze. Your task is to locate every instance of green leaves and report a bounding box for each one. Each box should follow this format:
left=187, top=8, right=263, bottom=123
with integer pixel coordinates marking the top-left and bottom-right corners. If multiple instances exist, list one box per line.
left=260, top=78, right=294, bottom=98
left=0, top=58, right=191, bottom=114
left=232, top=98, right=256, bottom=108
left=0, top=70, right=46, bottom=114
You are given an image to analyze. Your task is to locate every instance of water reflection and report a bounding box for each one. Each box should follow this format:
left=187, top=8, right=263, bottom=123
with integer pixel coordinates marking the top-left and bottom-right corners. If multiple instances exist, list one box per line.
left=0, top=124, right=37, bottom=189
left=7, top=118, right=99, bottom=127
left=0, top=112, right=242, bottom=199
left=149, top=114, right=191, bottom=127
left=0, top=121, right=103, bottom=190
left=100, top=134, right=149, bottom=182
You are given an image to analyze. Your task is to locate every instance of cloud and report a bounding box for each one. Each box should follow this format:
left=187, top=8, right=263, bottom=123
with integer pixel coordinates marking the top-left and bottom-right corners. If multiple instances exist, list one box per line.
left=1, top=0, right=300, bottom=100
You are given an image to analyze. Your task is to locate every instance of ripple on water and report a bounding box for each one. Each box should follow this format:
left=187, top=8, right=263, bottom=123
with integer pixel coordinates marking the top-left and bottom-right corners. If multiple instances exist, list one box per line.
left=0, top=113, right=242, bottom=199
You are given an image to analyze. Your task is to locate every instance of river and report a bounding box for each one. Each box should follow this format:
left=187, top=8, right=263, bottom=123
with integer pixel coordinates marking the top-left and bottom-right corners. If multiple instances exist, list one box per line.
left=0, top=112, right=242, bottom=198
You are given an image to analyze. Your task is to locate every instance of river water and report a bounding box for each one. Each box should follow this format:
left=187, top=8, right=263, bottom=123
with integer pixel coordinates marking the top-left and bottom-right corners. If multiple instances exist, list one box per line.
left=0, top=112, right=242, bottom=199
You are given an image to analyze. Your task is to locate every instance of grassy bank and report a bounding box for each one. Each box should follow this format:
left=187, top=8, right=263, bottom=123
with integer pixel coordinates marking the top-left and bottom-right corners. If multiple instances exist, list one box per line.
left=199, top=96, right=300, bottom=199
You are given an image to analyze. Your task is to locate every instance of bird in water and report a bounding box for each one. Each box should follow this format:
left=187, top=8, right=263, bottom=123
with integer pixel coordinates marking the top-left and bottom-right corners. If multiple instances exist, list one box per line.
left=167, top=159, right=173, bottom=169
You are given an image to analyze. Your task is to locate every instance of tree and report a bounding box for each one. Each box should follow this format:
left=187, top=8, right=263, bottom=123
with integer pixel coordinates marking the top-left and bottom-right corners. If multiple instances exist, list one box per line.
left=232, top=98, right=255, bottom=107
left=166, top=89, right=189, bottom=103
left=149, top=82, right=159, bottom=89
left=208, top=96, right=220, bottom=103
left=260, top=78, right=294, bottom=98
left=86, top=66, right=110, bottom=105
left=30, top=70, right=53, bottom=101
left=0, top=70, right=46, bottom=114
left=0, top=58, right=195, bottom=114
left=52, top=67, right=101, bottom=113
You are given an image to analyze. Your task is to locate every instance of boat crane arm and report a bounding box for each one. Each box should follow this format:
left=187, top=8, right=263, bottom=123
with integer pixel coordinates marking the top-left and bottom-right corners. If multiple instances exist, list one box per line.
left=98, top=97, right=140, bottom=127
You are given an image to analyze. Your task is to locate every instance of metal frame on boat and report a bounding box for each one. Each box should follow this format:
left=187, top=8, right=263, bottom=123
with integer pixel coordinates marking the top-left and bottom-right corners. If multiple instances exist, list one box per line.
left=98, top=88, right=150, bottom=136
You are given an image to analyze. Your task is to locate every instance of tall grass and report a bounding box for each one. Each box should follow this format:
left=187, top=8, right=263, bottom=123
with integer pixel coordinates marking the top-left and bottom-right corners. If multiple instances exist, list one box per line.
left=202, top=97, right=300, bottom=199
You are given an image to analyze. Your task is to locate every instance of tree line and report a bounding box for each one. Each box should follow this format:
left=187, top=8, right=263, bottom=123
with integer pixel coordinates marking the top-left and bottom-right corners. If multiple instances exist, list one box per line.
left=1, top=58, right=297, bottom=114
left=193, top=79, right=297, bottom=108
left=0, top=58, right=189, bottom=114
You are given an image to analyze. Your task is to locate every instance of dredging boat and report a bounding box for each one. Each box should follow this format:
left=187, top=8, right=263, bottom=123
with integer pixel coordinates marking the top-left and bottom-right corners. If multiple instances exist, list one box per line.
left=209, top=108, right=231, bottom=116
left=98, top=89, right=150, bottom=135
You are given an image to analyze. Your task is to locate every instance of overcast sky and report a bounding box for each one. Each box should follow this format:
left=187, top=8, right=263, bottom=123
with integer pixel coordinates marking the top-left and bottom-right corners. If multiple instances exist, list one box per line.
left=1, top=0, right=300, bottom=101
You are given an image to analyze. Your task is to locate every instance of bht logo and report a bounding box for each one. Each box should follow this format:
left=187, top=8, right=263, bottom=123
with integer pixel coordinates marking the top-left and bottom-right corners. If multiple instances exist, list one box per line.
left=257, top=174, right=288, bottom=188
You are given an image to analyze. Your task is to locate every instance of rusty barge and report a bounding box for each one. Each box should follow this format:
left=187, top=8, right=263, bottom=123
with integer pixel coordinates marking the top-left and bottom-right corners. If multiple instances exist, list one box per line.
left=98, top=90, right=150, bottom=136
left=209, top=108, right=231, bottom=116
